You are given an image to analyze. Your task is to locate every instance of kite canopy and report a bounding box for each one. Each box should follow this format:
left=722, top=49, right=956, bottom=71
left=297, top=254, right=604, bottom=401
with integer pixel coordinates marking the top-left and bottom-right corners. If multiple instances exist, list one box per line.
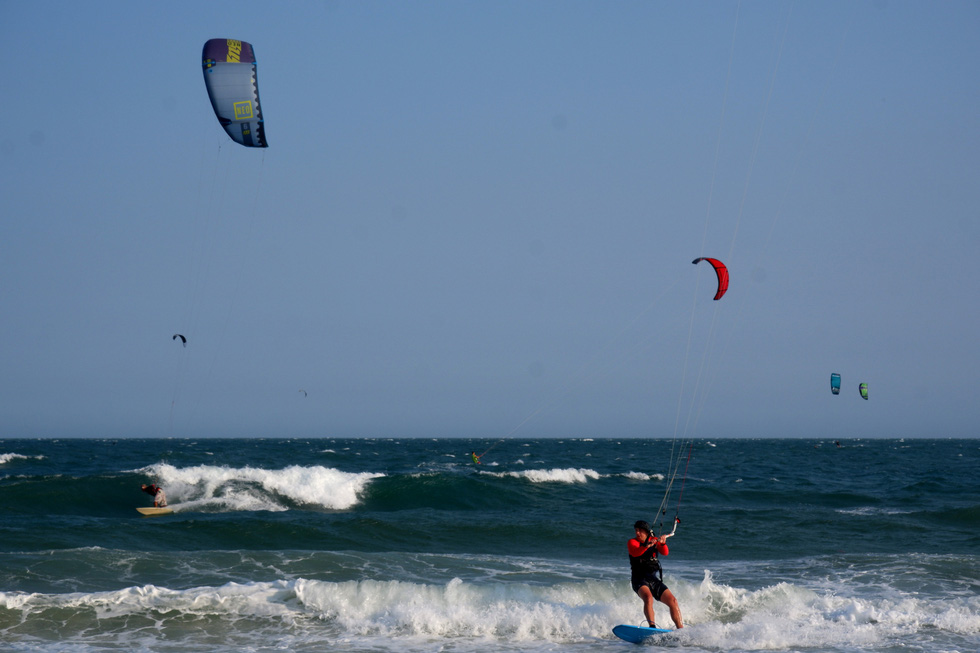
left=172, top=334, right=186, bottom=347
left=859, top=383, right=868, bottom=400
left=692, top=257, right=729, bottom=300
left=831, top=373, right=841, bottom=395
left=202, top=39, right=267, bottom=147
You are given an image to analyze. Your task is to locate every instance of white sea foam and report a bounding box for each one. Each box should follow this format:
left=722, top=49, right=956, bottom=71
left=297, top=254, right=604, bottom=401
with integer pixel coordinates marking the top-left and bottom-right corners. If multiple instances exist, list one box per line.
left=2, top=570, right=977, bottom=653
left=484, top=468, right=662, bottom=484
left=138, top=463, right=383, bottom=512
left=485, top=468, right=602, bottom=483
left=0, top=453, right=43, bottom=464
left=662, top=569, right=980, bottom=652
left=622, top=471, right=664, bottom=481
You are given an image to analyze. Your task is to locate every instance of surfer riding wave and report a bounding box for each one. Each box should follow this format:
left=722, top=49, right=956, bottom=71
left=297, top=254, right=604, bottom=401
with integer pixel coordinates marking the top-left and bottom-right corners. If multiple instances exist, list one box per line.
left=141, top=484, right=167, bottom=507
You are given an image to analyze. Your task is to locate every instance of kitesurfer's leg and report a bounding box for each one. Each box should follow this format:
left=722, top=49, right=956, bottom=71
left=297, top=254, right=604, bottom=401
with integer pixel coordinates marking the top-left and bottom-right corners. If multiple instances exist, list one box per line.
left=636, top=585, right=657, bottom=627
left=658, top=589, right=684, bottom=629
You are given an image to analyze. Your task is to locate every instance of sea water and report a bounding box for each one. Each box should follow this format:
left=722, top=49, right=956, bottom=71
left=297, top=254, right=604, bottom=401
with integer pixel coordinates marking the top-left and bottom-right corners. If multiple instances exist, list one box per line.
left=0, top=438, right=977, bottom=652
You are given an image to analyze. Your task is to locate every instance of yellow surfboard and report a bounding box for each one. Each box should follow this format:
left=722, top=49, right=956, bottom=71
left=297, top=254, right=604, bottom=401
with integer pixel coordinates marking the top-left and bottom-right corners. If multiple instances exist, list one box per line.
left=136, top=507, right=174, bottom=516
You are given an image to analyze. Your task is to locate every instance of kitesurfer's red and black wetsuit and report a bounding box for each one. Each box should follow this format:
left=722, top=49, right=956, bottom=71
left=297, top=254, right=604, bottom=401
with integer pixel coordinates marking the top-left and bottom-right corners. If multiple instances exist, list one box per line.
left=628, top=536, right=670, bottom=600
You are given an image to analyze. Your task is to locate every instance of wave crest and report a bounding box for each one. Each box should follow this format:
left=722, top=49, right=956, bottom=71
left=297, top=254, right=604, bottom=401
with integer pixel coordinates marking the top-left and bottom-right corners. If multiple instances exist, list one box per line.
left=0, top=453, right=44, bottom=465
left=138, top=463, right=383, bottom=511
left=485, top=468, right=601, bottom=483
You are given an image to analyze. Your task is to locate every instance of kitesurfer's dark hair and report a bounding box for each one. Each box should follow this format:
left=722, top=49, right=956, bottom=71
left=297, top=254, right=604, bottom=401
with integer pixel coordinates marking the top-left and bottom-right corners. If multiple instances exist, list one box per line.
left=633, top=520, right=651, bottom=533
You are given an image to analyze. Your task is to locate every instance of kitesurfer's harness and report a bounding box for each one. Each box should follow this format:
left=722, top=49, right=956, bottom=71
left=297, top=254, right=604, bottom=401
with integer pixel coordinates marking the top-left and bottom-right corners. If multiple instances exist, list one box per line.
left=629, top=537, right=665, bottom=582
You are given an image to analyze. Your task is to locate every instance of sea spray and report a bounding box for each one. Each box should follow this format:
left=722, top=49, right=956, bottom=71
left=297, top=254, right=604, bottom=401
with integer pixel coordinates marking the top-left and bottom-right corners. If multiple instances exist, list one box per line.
left=139, top=463, right=384, bottom=511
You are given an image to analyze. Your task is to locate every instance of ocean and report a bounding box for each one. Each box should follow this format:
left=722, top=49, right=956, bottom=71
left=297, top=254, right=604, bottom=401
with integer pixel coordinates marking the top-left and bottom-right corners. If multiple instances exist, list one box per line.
left=0, top=437, right=976, bottom=652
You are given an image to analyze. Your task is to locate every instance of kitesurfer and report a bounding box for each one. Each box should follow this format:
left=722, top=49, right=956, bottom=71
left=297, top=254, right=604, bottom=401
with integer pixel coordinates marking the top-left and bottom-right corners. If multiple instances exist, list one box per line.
left=628, top=520, right=683, bottom=629
left=141, top=484, right=168, bottom=507
left=470, top=451, right=482, bottom=465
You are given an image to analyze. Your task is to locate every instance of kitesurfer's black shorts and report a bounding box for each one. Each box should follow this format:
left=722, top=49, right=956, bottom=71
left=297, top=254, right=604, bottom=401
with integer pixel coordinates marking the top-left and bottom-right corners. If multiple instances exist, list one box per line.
left=631, top=575, right=668, bottom=600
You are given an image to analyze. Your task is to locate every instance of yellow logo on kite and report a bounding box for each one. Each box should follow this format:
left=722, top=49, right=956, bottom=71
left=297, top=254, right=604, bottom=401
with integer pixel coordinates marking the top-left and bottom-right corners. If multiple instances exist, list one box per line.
left=227, top=40, right=242, bottom=63
left=233, top=101, right=253, bottom=120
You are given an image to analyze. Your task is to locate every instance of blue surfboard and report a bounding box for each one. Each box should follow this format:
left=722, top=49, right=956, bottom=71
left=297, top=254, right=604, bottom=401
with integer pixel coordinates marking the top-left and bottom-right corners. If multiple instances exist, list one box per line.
left=612, top=624, right=672, bottom=644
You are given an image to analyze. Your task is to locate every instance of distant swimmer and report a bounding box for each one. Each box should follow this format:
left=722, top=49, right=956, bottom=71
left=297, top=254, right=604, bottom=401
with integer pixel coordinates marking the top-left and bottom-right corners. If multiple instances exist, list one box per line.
left=470, top=451, right=482, bottom=465
left=628, top=520, right=683, bottom=629
left=141, top=483, right=168, bottom=507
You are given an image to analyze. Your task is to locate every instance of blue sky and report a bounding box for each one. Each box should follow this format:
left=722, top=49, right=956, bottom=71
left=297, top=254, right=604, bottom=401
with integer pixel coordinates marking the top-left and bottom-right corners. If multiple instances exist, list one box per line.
left=2, top=1, right=978, bottom=439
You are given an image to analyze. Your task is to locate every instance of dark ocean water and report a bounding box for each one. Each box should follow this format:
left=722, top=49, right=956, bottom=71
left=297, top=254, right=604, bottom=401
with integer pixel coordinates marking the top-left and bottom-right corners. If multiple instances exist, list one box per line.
left=0, top=437, right=977, bottom=652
